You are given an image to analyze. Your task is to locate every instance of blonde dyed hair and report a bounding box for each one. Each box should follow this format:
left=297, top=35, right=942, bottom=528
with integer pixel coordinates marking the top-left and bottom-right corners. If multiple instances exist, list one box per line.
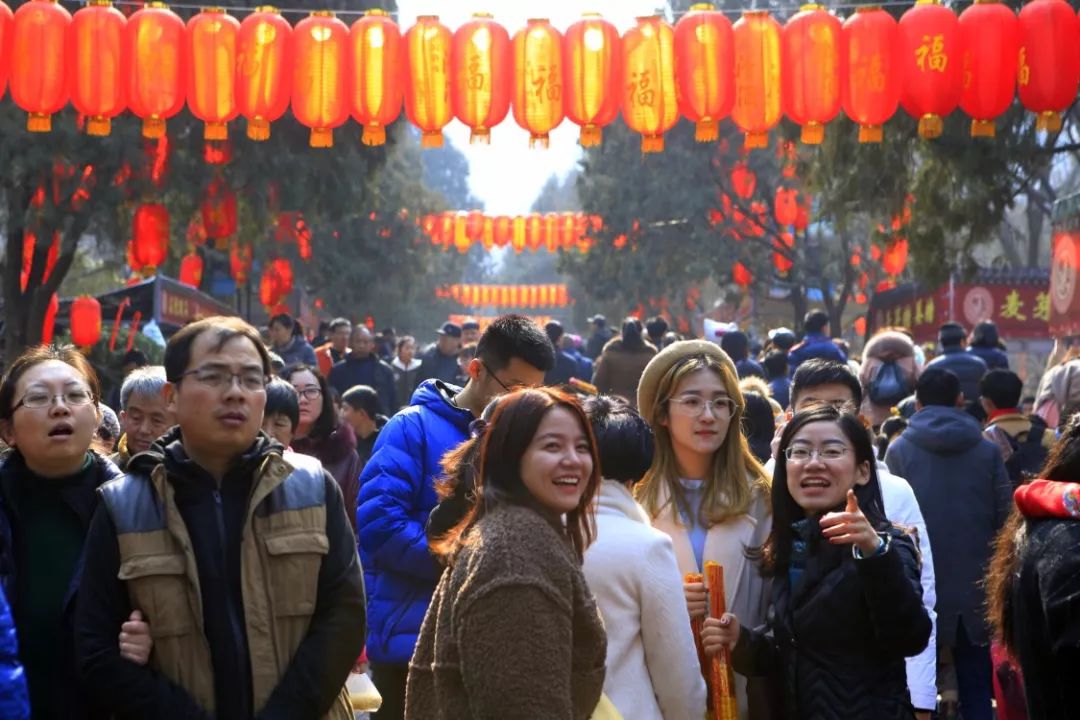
left=636, top=354, right=770, bottom=526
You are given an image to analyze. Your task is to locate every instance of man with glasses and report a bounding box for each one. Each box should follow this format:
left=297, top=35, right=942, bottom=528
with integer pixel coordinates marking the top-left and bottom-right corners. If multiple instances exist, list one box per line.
left=76, top=316, right=365, bottom=720
left=357, top=314, right=554, bottom=720
left=761, top=358, right=939, bottom=720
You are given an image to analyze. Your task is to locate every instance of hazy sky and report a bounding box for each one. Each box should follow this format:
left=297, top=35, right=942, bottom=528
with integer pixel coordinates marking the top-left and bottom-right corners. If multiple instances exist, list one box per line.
left=394, top=0, right=670, bottom=214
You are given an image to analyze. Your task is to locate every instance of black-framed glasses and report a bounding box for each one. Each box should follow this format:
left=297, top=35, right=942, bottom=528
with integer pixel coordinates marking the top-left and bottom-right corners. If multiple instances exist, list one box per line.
left=295, top=386, right=322, bottom=401
left=14, top=387, right=95, bottom=411
left=481, top=360, right=516, bottom=393
left=668, top=395, right=737, bottom=419
left=180, top=367, right=267, bottom=392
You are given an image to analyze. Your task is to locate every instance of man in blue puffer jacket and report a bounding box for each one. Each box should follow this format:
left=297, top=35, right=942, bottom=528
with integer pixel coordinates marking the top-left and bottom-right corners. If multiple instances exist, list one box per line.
left=356, top=315, right=554, bottom=719
left=0, top=587, right=29, bottom=720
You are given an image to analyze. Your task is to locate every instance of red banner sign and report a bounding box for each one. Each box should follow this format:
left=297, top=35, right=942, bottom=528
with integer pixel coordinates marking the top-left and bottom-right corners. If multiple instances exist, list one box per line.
left=159, top=285, right=232, bottom=327
left=871, top=281, right=1049, bottom=344
left=1050, top=231, right=1080, bottom=337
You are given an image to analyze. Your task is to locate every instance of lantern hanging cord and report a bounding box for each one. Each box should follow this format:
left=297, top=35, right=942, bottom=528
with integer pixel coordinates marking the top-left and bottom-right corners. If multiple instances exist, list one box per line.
left=73, top=0, right=932, bottom=20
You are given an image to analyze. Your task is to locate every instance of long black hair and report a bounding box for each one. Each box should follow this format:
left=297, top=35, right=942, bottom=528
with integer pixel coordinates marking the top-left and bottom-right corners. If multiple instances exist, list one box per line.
left=279, top=364, right=337, bottom=440
left=755, top=405, right=888, bottom=576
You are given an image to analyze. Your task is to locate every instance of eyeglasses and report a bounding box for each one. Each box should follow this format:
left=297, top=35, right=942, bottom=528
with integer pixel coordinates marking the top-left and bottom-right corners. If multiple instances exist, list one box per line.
left=668, top=396, right=737, bottom=419
left=180, top=367, right=267, bottom=392
left=295, top=387, right=322, bottom=401
left=14, top=387, right=95, bottom=411
left=481, top=360, right=517, bottom=393
left=784, top=446, right=850, bottom=463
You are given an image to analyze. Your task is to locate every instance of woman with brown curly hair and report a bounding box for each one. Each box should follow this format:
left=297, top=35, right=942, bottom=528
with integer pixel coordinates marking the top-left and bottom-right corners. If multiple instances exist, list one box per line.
left=987, top=411, right=1080, bottom=720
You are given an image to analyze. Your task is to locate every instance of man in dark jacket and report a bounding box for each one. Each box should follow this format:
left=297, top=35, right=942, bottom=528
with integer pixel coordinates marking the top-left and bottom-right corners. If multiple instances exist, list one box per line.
left=720, top=330, right=766, bottom=379
left=418, top=322, right=462, bottom=385
left=926, top=322, right=988, bottom=404
left=585, top=314, right=614, bottom=360
left=329, top=326, right=396, bottom=415
left=543, top=321, right=580, bottom=386
left=357, top=314, right=554, bottom=720
left=75, top=316, right=365, bottom=720
left=787, top=310, right=847, bottom=371
left=885, top=367, right=1010, bottom=720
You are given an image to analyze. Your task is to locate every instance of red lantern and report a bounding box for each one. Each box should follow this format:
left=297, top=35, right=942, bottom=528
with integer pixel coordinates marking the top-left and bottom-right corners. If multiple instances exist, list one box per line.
left=511, top=215, right=527, bottom=252
left=774, top=187, right=798, bottom=225
left=268, top=257, right=293, bottom=296
left=899, top=0, right=961, bottom=139
left=132, top=203, right=169, bottom=269
left=21, top=231, right=59, bottom=291
left=259, top=269, right=280, bottom=307
left=621, top=16, right=678, bottom=153
left=70, top=296, right=102, bottom=347
left=70, top=1, right=126, bottom=137
left=292, top=11, right=348, bottom=148
left=349, top=9, right=403, bottom=146
left=0, top=1, right=13, bottom=98
left=202, top=178, right=237, bottom=240
left=730, top=162, right=756, bottom=199
left=11, top=0, right=71, bottom=132
left=782, top=5, right=842, bottom=145
left=493, top=215, right=512, bottom=247
left=187, top=8, right=239, bottom=141
left=230, top=242, right=252, bottom=285
left=733, top=261, right=753, bottom=286
left=41, top=293, right=59, bottom=345
left=794, top=198, right=811, bottom=231
left=842, top=7, right=901, bottom=143
left=178, top=252, right=203, bottom=287
left=125, top=3, right=185, bottom=138
left=732, top=11, right=782, bottom=149
left=882, top=237, right=909, bottom=275
left=513, top=18, right=565, bottom=148
left=404, top=16, right=453, bottom=148
left=453, top=213, right=470, bottom=253
left=465, top=210, right=485, bottom=241
left=452, top=13, right=511, bottom=144
left=563, top=13, right=620, bottom=147
left=543, top=213, right=559, bottom=252
left=674, top=4, right=734, bottom=143
left=1017, top=0, right=1080, bottom=133
left=958, top=0, right=1018, bottom=138
left=237, top=7, right=292, bottom=141
left=525, top=213, right=543, bottom=251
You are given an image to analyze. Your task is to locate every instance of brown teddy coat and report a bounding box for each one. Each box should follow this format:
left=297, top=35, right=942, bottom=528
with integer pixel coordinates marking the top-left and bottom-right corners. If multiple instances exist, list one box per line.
left=405, top=503, right=607, bottom=720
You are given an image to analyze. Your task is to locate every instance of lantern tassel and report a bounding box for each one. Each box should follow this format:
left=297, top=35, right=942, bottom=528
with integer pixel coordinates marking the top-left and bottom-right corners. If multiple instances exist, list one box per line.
left=247, top=118, right=270, bottom=141
left=362, top=124, right=386, bottom=146
left=858, top=125, right=883, bottom=143
left=580, top=125, right=602, bottom=147
left=641, top=135, right=664, bottom=153
left=918, top=114, right=943, bottom=140
left=204, top=122, right=228, bottom=141
left=27, top=113, right=51, bottom=133
left=470, top=128, right=491, bottom=145
left=421, top=131, right=444, bottom=149
left=695, top=120, right=719, bottom=143
left=142, top=117, right=166, bottom=139
left=800, top=123, right=824, bottom=145
left=529, top=134, right=551, bottom=149
left=744, top=131, right=769, bottom=150
left=86, top=116, right=111, bottom=137
left=970, top=119, right=995, bottom=138
left=309, top=128, right=333, bottom=148
left=1036, top=111, right=1063, bottom=133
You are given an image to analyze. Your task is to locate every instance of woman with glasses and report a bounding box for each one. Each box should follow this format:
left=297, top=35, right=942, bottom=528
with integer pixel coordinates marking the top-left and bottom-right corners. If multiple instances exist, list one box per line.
left=0, top=345, right=149, bottom=718
left=702, top=405, right=931, bottom=719
left=635, top=339, right=773, bottom=717
left=279, top=365, right=363, bottom=529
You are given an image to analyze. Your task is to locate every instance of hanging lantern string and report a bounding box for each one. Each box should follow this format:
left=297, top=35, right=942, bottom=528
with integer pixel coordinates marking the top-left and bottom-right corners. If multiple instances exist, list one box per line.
left=71, top=0, right=929, bottom=21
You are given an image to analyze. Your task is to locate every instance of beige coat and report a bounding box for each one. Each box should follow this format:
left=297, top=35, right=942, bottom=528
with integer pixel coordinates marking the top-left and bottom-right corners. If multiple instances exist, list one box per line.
left=592, top=338, right=658, bottom=408
left=649, top=479, right=773, bottom=720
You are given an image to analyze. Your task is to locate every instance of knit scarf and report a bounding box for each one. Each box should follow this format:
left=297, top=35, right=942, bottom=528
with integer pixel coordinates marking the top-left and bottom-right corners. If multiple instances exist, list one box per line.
left=1014, top=479, right=1080, bottom=520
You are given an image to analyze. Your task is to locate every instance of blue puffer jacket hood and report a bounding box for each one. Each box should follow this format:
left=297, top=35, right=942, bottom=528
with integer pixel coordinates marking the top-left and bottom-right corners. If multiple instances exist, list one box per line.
left=356, top=379, right=473, bottom=665
left=903, top=405, right=985, bottom=455
left=0, top=585, right=28, bottom=720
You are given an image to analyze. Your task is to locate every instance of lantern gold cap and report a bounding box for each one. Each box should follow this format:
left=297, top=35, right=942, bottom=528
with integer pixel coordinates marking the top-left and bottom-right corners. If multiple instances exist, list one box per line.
left=365, top=8, right=388, bottom=15
left=417, top=15, right=440, bottom=21
left=203, top=7, right=226, bottom=13
left=855, top=5, right=882, bottom=12
left=915, top=0, right=942, bottom=5
left=87, top=0, right=113, bottom=7
left=472, top=11, right=494, bottom=18
left=742, top=9, right=771, bottom=16
left=255, top=5, right=279, bottom=12
left=311, top=9, right=334, bottom=17
left=973, top=0, right=1000, bottom=4
left=689, top=3, right=716, bottom=10
left=799, top=3, right=824, bottom=11
left=527, top=18, right=552, bottom=23
left=581, top=11, right=603, bottom=17
left=147, top=1, right=170, bottom=8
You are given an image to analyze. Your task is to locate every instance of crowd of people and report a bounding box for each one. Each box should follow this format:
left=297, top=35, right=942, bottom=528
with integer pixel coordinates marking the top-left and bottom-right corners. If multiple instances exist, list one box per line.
left=0, top=306, right=1077, bottom=720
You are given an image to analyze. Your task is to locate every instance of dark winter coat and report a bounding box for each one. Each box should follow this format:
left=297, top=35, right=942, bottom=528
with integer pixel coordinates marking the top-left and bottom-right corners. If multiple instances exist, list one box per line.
left=292, top=422, right=365, bottom=532
left=273, top=336, right=318, bottom=369
left=0, top=450, right=121, bottom=720
left=733, top=526, right=930, bottom=720
left=545, top=350, right=582, bottom=386
left=356, top=380, right=473, bottom=666
left=405, top=504, right=607, bottom=720
left=969, top=345, right=1009, bottom=370
left=417, top=347, right=461, bottom=386
left=592, top=338, right=657, bottom=408
left=585, top=327, right=614, bottom=360
left=1012, top=517, right=1080, bottom=720
left=787, top=332, right=847, bottom=371
left=328, top=355, right=397, bottom=416
left=926, top=348, right=988, bottom=404
left=884, top=406, right=1011, bottom=645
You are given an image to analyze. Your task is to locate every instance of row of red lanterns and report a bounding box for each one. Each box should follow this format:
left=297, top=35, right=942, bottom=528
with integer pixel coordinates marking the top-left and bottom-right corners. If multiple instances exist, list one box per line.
left=436, top=283, right=572, bottom=308
left=422, top=211, right=602, bottom=253
left=5, top=0, right=1076, bottom=151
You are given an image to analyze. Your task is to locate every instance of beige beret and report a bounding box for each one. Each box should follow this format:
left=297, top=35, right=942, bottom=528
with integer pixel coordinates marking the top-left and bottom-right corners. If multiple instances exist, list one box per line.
left=636, top=339, right=739, bottom=420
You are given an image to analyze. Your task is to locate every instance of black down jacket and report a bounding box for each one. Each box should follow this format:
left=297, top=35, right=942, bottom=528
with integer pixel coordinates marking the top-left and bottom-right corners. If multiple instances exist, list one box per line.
left=732, top=526, right=931, bottom=720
